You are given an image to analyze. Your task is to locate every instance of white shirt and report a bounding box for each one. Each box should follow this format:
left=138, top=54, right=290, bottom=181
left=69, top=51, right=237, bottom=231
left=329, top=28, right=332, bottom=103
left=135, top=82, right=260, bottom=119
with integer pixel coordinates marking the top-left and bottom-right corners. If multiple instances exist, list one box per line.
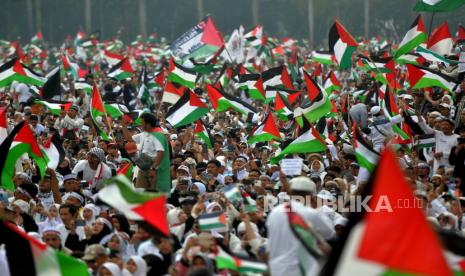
left=137, top=240, right=162, bottom=258
left=71, top=160, right=112, bottom=190
left=266, top=201, right=335, bottom=276
left=132, top=132, right=164, bottom=159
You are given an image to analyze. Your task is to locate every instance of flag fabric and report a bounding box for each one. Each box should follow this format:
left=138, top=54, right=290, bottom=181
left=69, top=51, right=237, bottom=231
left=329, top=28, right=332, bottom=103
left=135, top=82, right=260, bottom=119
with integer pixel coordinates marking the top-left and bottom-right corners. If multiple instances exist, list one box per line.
left=103, top=50, right=124, bottom=66
left=271, top=119, right=326, bottom=164
left=42, top=132, right=66, bottom=170
left=116, top=161, right=134, bottom=179
left=170, top=16, right=224, bottom=60
left=394, top=15, right=427, bottom=59
left=299, top=70, right=333, bottom=122
left=416, top=46, right=462, bottom=65
left=74, top=81, right=92, bottom=94
left=0, top=57, right=44, bottom=87
left=358, top=56, right=392, bottom=74
left=323, top=71, right=341, bottom=95
left=137, top=65, right=153, bottom=106
left=166, top=89, right=209, bottom=128
left=311, top=50, right=334, bottom=65
left=274, top=92, right=294, bottom=121
left=417, top=133, right=436, bottom=149
left=0, top=105, right=7, bottom=144
left=261, top=65, right=294, bottom=90
left=0, top=121, right=48, bottom=191
left=35, top=100, right=72, bottom=116
left=215, top=244, right=268, bottom=273
left=107, top=58, right=134, bottom=81
left=162, top=81, right=185, bottom=104
left=0, top=220, right=88, bottom=276
left=104, top=102, right=129, bottom=119
left=41, top=66, right=61, bottom=99
left=90, top=83, right=110, bottom=141
left=236, top=74, right=265, bottom=100
left=61, top=53, right=79, bottom=79
left=406, top=64, right=456, bottom=91
left=168, top=58, right=197, bottom=89
left=322, top=148, right=452, bottom=276
left=97, top=175, right=169, bottom=236
left=353, top=124, right=380, bottom=172
left=247, top=113, right=281, bottom=144
left=427, top=22, right=453, bottom=56
left=414, top=0, right=465, bottom=12
left=328, top=20, right=358, bottom=69
left=206, top=83, right=258, bottom=116
left=30, top=31, right=43, bottom=44
left=194, top=120, right=213, bottom=149
left=380, top=86, right=410, bottom=140
left=198, top=211, right=228, bottom=231
left=220, top=184, right=242, bottom=203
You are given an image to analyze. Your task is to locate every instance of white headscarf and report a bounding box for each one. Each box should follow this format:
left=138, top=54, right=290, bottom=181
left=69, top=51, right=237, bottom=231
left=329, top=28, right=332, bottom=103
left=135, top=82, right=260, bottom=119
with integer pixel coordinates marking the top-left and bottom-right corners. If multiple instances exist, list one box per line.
left=128, top=256, right=147, bottom=276
left=100, top=262, right=122, bottom=276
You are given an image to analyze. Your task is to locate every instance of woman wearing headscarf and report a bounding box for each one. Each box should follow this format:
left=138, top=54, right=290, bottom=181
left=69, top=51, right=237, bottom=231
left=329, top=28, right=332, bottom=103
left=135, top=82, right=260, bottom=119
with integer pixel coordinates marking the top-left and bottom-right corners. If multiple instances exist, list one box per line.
left=98, top=262, right=123, bottom=276
left=38, top=204, right=62, bottom=233
left=125, top=256, right=147, bottom=276
left=101, top=232, right=134, bottom=262
left=188, top=182, right=206, bottom=196
left=166, top=208, right=188, bottom=241
left=82, top=203, right=101, bottom=227
left=111, top=214, right=132, bottom=237
left=84, top=217, right=113, bottom=245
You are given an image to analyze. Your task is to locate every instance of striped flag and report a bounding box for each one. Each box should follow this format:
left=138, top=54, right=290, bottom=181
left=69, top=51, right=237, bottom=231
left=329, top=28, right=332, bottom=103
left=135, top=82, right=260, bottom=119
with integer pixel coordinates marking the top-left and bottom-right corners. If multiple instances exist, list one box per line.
left=206, top=83, right=257, bottom=116
left=261, top=65, right=295, bottom=90
left=221, top=184, right=242, bottom=202
left=236, top=73, right=265, bottom=101
left=247, top=113, right=281, bottom=144
left=35, top=99, right=72, bottom=116
left=414, top=0, right=465, bottom=12
left=311, top=50, right=334, bottom=65
left=328, top=20, right=358, bottom=69
left=323, top=71, right=341, bottom=95
left=353, top=123, right=380, bottom=172
left=42, top=132, right=66, bottom=170
left=103, top=50, right=124, bottom=66
left=215, top=244, right=268, bottom=273
left=0, top=57, right=44, bottom=88
left=417, top=133, right=436, bottom=149
left=168, top=58, right=197, bottom=89
left=97, top=175, right=169, bottom=236
left=274, top=92, right=294, bottom=122
left=90, top=83, right=110, bottom=141
left=166, top=89, right=209, bottom=128
left=406, top=64, right=456, bottom=91
left=107, top=58, right=134, bottom=81
left=61, top=53, right=79, bottom=79
left=194, top=120, right=213, bottom=149
left=0, top=105, right=7, bottom=145
left=427, top=22, right=453, bottom=56
left=394, top=15, right=427, bottom=59
left=198, top=211, right=227, bottom=231
left=298, top=70, right=332, bottom=122
left=162, top=81, right=184, bottom=104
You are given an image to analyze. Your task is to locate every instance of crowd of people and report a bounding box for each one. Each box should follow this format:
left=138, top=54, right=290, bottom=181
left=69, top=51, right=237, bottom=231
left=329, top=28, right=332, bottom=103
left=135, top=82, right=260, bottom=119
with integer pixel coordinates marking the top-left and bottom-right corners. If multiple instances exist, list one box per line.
left=0, top=18, right=464, bottom=276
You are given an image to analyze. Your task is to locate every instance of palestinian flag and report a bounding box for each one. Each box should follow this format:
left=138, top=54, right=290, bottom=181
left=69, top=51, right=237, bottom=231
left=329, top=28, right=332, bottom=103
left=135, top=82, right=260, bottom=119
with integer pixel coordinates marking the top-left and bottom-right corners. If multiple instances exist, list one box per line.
left=321, top=148, right=452, bottom=276
left=42, top=132, right=66, bottom=170
left=236, top=74, right=265, bottom=100
left=414, top=0, right=465, bottom=12
left=242, top=192, right=257, bottom=213
left=168, top=58, right=197, bottom=89
left=215, top=244, right=268, bottom=273
left=0, top=105, right=7, bottom=144
left=353, top=123, right=380, bottom=172
left=0, top=221, right=88, bottom=276
left=90, top=83, right=110, bottom=141
left=417, top=133, right=436, bottom=149
left=116, top=161, right=134, bottom=179
left=247, top=113, right=280, bottom=144
left=380, top=86, right=410, bottom=140
left=271, top=120, right=326, bottom=164
left=299, top=70, right=332, bottom=122
left=323, top=71, right=341, bottom=95
left=358, top=56, right=392, bottom=74
left=162, top=81, right=184, bottom=104
left=107, top=58, right=134, bottom=81
left=406, top=64, right=456, bottom=91
left=194, top=120, right=213, bottom=149
left=221, top=184, right=242, bottom=203
left=35, top=99, right=72, bottom=116
left=61, top=53, right=79, bottom=79
left=166, top=89, right=209, bottom=128
left=261, top=65, right=294, bottom=90
left=427, top=22, right=453, bottom=56
left=137, top=65, right=153, bottom=106
left=30, top=31, right=43, bottom=44
left=394, top=15, right=427, bottom=59
left=104, top=102, right=129, bottom=119
left=328, top=20, right=358, bottom=69
left=198, top=211, right=227, bottom=231
left=40, top=66, right=61, bottom=99
left=0, top=121, right=48, bottom=191
left=0, top=57, right=44, bottom=87
left=206, top=83, right=257, bottom=116
left=97, top=175, right=169, bottom=236
left=147, top=69, right=165, bottom=91
left=458, top=25, right=465, bottom=42
left=395, top=53, right=425, bottom=65
left=416, top=46, right=462, bottom=65
left=74, top=80, right=92, bottom=94
left=103, top=49, right=124, bottom=66
left=311, top=50, right=334, bottom=65
left=274, top=92, right=294, bottom=121
left=170, top=16, right=224, bottom=60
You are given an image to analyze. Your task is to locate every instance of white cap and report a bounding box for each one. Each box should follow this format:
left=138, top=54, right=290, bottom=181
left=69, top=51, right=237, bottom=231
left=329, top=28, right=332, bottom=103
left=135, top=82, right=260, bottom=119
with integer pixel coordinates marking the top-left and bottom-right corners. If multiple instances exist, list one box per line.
left=370, top=106, right=381, bottom=115
left=289, top=176, right=316, bottom=193
left=170, top=134, right=178, bottom=140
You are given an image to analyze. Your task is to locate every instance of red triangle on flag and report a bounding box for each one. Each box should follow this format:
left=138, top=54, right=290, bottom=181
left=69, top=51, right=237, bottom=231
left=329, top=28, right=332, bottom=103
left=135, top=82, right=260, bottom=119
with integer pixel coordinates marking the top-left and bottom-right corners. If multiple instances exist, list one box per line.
left=427, top=22, right=451, bottom=49
left=263, top=114, right=280, bottom=138
left=194, top=120, right=204, bottom=134
left=405, top=64, right=425, bottom=88
left=189, top=90, right=208, bottom=108
left=254, top=78, right=265, bottom=98
left=155, top=69, right=165, bottom=87
left=335, top=20, right=358, bottom=47
left=357, top=148, right=452, bottom=276
left=131, top=196, right=169, bottom=236
left=13, top=59, right=27, bottom=76
left=91, top=83, right=106, bottom=113
left=458, top=26, right=465, bottom=41
left=206, top=83, right=222, bottom=110
left=303, top=71, right=321, bottom=101
left=14, top=123, right=45, bottom=158
left=287, top=91, right=300, bottom=104
left=275, top=93, right=286, bottom=111
left=121, top=58, right=134, bottom=73
left=0, top=106, right=7, bottom=128
left=281, top=65, right=295, bottom=90
left=200, top=17, right=224, bottom=48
